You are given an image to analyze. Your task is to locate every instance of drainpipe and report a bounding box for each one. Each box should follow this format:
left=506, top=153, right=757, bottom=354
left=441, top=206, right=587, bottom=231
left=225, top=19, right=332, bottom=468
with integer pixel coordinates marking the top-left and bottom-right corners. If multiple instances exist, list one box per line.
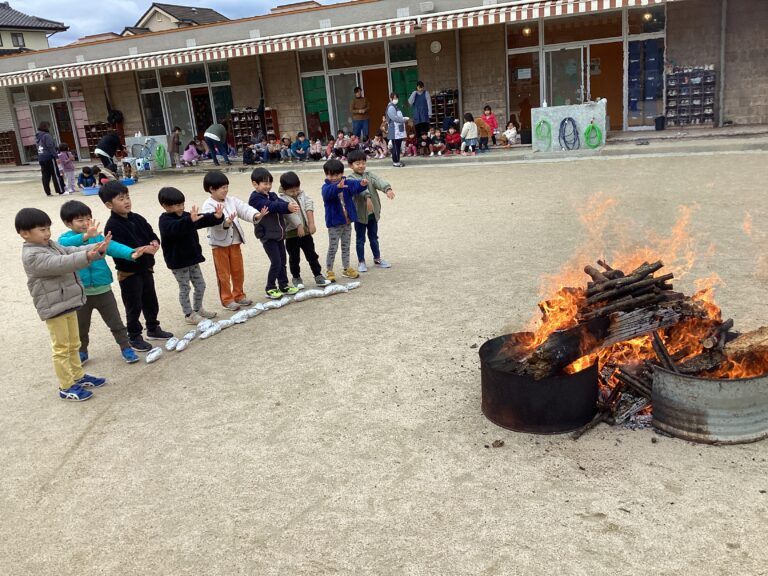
left=718, top=0, right=727, bottom=127
left=455, top=29, right=462, bottom=114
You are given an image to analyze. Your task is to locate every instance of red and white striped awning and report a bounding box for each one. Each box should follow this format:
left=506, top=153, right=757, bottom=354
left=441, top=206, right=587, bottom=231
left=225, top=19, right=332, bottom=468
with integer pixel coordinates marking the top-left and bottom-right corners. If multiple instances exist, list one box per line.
left=425, top=0, right=667, bottom=32
left=0, top=21, right=413, bottom=86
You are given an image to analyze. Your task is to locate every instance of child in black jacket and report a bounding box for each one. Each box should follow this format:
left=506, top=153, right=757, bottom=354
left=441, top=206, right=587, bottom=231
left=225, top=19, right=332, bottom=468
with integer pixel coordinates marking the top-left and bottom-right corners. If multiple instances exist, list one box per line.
left=100, top=181, right=173, bottom=351
left=158, top=187, right=225, bottom=324
left=247, top=167, right=300, bottom=299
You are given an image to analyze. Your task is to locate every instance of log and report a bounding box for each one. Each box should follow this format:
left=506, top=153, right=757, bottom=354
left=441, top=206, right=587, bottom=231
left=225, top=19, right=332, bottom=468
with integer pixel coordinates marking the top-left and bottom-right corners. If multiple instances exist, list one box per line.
left=582, top=293, right=668, bottom=320
left=586, top=273, right=675, bottom=305
left=615, top=369, right=652, bottom=399
left=676, top=350, right=726, bottom=374
left=586, top=261, right=664, bottom=296
left=652, top=331, right=679, bottom=373
left=584, top=265, right=609, bottom=283
left=702, top=319, right=734, bottom=349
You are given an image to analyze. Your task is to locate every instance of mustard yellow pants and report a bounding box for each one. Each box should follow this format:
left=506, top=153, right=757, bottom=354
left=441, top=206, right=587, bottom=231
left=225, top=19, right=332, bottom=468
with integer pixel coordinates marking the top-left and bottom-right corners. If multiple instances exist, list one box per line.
left=45, top=311, right=84, bottom=389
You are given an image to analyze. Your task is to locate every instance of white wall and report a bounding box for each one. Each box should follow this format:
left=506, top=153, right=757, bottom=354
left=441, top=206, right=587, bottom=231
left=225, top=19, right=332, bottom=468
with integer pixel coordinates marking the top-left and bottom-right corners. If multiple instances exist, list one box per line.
left=0, top=29, right=50, bottom=51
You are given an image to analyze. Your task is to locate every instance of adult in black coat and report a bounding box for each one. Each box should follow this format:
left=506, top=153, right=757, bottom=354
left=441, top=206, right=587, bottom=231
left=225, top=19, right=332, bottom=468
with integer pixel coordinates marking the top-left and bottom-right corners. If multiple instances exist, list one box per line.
left=35, top=122, right=64, bottom=196
left=94, top=131, right=123, bottom=171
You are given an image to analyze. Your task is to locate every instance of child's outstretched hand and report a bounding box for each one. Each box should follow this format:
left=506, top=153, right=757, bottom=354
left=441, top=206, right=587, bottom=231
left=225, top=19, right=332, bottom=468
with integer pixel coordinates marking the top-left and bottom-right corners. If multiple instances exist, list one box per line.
left=87, top=232, right=111, bottom=260
left=288, top=202, right=299, bottom=214
left=131, top=245, right=151, bottom=260
left=336, top=177, right=347, bottom=189
left=360, top=178, right=369, bottom=187
left=213, top=203, right=224, bottom=220
left=224, top=211, right=237, bottom=227
left=386, top=189, right=396, bottom=200
left=189, top=204, right=202, bottom=222
left=253, top=206, right=269, bottom=223
left=84, top=219, right=100, bottom=240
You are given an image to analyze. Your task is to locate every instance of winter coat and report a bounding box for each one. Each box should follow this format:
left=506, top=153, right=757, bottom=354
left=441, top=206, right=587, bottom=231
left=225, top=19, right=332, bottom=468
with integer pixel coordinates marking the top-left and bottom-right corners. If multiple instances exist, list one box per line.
left=351, top=96, right=370, bottom=121
left=278, top=187, right=315, bottom=239
left=445, top=131, right=461, bottom=146
left=58, top=151, right=75, bottom=172
left=201, top=195, right=258, bottom=248
left=104, top=211, right=159, bottom=274
left=35, top=130, right=57, bottom=162
left=408, top=90, right=432, bottom=124
left=204, top=123, right=226, bottom=142
left=21, top=240, right=90, bottom=321
left=77, top=173, right=97, bottom=188
left=96, top=133, right=121, bottom=156
left=249, top=190, right=293, bottom=242
left=386, top=102, right=406, bottom=141
left=475, top=118, right=492, bottom=139
left=348, top=170, right=389, bottom=224
left=158, top=211, right=223, bottom=270
left=482, top=112, right=499, bottom=132
left=321, top=177, right=368, bottom=228
left=291, top=138, right=310, bottom=156
left=461, top=122, right=479, bottom=140
left=58, top=231, right=136, bottom=294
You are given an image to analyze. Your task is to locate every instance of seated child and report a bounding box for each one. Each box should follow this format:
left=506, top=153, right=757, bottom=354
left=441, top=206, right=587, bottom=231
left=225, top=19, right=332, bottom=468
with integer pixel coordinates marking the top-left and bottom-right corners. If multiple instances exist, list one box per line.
left=182, top=140, right=200, bottom=166
left=332, top=130, right=349, bottom=159
left=418, top=132, right=432, bottom=157
left=461, top=113, right=479, bottom=155
left=101, top=181, right=174, bottom=351
left=266, top=136, right=281, bottom=162
left=321, top=159, right=368, bottom=282
left=59, top=200, right=151, bottom=365
left=243, top=145, right=258, bottom=165
left=201, top=171, right=267, bottom=311
left=347, top=150, right=395, bottom=272
left=371, top=131, right=387, bottom=159
left=247, top=168, right=301, bottom=299
left=158, top=187, right=225, bottom=324
left=431, top=129, right=446, bottom=156
left=309, top=138, right=323, bottom=161
left=500, top=121, right=519, bottom=146
left=404, top=132, right=417, bottom=157
left=280, top=135, right=295, bottom=163
left=347, top=133, right=361, bottom=153
left=77, top=166, right=96, bottom=189
left=277, top=171, right=327, bottom=288
left=445, top=126, right=461, bottom=155
left=291, top=131, right=310, bottom=162
left=16, top=207, right=109, bottom=401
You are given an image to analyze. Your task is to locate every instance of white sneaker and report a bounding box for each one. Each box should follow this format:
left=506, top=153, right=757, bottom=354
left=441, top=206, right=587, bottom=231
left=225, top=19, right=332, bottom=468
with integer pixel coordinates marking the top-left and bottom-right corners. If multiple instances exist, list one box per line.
left=430, top=152, right=434, bottom=157
left=438, top=151, right=442, bottom=156
left=358, top=261, right=368, bottom=273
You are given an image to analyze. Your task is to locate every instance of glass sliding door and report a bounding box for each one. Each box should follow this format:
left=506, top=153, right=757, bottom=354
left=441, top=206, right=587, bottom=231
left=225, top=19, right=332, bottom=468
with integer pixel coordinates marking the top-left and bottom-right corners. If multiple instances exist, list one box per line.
left=329, top=73, right=359, bottom=134
left=546, top=47, right=585, bottom=107
left=627, top=39, right=665, bottom=128
left=508, top=51, right=541, bottom=130
left=302, top=76, right=331, bottom=140
left=164, top=90, right=194, bottom=140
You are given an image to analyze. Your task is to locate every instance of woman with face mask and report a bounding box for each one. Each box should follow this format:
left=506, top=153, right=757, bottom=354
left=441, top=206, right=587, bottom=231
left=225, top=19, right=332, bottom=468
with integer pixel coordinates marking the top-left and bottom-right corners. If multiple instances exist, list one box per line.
left=386, top=92, right=408, bottom=168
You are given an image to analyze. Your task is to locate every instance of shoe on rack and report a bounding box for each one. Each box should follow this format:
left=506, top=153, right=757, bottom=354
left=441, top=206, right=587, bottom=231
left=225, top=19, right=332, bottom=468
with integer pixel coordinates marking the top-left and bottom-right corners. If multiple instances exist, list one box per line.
left=196, top=308, right=217, bottom=319
left=358, top=261, right=368, bottom=273
left=280, top=285, right=300, bottom=295
left=342, top=267, right=360, bottom=279
left=146, top=327, right=173, bottom=340
left=121, top=348, right=140, bottom=364
left=266, top=288, right=283, bottom=299
left=374, top=258, right=392, bottom=269
left=79, top=351, right=89, bottom=366
left=75, top=374, right=107, bottom=388
left=59, top=384, right=93, bottom=402
left=314, top=274, right=328, bottom=286
left=236, top=298, right=253, bottom=307
left=185, top=311, right=204, bottom=325
left=129, top=336, right=152, bottom=352
left=223, top=302, right=240, bottom=311
left=325, top=270, right=336, bottom=283
left=292, top=277, right=305, bottom=289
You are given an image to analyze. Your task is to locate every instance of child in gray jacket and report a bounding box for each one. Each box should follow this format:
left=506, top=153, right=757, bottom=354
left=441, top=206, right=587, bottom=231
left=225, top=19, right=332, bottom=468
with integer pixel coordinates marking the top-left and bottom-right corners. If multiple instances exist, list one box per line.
left=16, top=208, right=110, bottom=402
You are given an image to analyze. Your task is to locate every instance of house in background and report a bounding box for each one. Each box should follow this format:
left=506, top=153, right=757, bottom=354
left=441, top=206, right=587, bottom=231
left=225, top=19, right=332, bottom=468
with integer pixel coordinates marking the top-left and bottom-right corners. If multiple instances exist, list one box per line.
left=0, top=1, right=67, bottom=54
left=122, top=3, right=229, bottom=36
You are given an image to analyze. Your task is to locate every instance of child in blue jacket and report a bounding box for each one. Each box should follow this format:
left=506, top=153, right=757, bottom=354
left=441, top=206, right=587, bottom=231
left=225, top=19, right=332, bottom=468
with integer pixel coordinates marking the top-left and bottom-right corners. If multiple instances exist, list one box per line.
left=248, top=167, right=301, bottom=299
left=321, top=159, right=368, bottom=283
left=290, top=131, right=310, bottom=162
left=58, top=200, right=150, bottom=364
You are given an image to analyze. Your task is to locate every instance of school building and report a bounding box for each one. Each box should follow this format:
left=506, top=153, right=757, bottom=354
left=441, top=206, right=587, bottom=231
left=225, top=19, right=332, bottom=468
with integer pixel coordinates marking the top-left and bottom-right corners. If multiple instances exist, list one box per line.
left=0, top=0, right=765, bottom=164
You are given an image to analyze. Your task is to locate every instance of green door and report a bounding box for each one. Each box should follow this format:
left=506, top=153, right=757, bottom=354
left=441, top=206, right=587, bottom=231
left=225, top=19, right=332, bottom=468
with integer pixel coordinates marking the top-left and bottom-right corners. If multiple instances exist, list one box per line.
left=301, top=76, right=331, bottom=141
left=390, top=66, right=419, bottom=118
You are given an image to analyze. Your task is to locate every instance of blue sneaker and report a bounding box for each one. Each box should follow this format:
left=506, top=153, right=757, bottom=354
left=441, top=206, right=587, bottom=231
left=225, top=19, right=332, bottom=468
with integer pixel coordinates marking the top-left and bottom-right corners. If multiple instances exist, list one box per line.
left=79, top=351, right=89, bottom=365
left=75, top=374, right=107, bottom=388
left=121, top=348, right=140, bottom=364
left=59, top=385, right=93, bottom=402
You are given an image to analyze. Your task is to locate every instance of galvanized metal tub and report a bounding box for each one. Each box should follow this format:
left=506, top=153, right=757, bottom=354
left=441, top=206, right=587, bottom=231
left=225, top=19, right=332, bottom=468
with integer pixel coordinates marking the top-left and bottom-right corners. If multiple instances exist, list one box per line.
left=652, top=366, right=768, bottom=444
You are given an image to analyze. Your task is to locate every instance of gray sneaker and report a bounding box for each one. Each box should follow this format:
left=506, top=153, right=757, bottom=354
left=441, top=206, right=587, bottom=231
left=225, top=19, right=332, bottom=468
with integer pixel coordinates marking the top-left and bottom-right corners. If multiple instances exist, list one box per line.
left=236, top=298, right=253, bottom=306
left=314, top=274, right=328, bottom=286
left=292, top=276, right=305, bottom=289
left=358, top=261, right=368, bottom=273
left=185, top=311, right=204, bottom=325
left=223, top=302, right=240, bottom=311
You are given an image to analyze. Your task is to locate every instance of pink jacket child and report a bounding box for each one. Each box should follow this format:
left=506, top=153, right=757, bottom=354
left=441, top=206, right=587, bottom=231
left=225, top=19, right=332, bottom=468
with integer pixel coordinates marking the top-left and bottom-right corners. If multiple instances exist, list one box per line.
left=182, top=142, right=200, bottom=165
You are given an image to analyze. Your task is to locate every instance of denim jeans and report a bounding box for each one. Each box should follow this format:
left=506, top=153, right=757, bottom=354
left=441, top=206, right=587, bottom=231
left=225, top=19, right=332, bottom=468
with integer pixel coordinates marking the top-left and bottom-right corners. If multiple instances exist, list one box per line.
left=352, top=119, right=369, bottom=139
left=204, top=137, right=229, bottom=164
left=355, top=215, right=380, bottom=262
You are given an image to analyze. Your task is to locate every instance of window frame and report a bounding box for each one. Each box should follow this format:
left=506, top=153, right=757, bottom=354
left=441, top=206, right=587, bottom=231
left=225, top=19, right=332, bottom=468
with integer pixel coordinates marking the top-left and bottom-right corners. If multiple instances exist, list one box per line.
left=11, top=32, right=25, bottom=48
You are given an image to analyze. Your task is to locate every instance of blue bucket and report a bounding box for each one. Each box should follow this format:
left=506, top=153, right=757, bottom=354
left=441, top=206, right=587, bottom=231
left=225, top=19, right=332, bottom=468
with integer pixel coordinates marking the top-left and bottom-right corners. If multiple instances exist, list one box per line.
left=81, top=187, right=100, bottom=196
left=121, top=178, right=136, bottom=185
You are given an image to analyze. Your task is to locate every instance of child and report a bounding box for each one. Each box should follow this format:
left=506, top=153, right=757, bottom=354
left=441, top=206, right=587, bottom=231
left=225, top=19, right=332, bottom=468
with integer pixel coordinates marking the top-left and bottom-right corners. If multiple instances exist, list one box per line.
left=404, top=132, right=417, bottom=157
left=475, top=115, right=492, bottom=152
left=500, top=120, right=519, bottom=147
left=321, top=159, right=368, bottom=282
left=418, top=132, right=431, bottom=156
left=77, top=165, right=96, bottom=189
left=201, top=171, right=266, bottom=311
left=461, top=112, right=479, bottom=156
left=93, top=165, right=111, bottom=186
left=16, top=207, right=109, bottom=401
left=291, top=131, right=310, bottom=162
left=332, top=130, right=349, bottom=159
left=309, top=138, right=323, bottom=161
left=266, top=136, right=281, bottom=162
left=158, top=187, right=224, bottom=324
left=247, top=168, right=301, bottom=299
left=347, top=150, right=395, bottom=272
left=445, top=125, right=461, bottom=155
left=59, top=200, right=146, bottom=365
left=101, top=181, right=174, bottom=351
left=278, top=171, right=327, bottom=288
left=58, top=143, right=76, bottom=194
left=170, top=126, right=181, bottom=168
left=431, top=128, right=446, bottom=156
left=371, top=131, right=387, bottom=159
left=347, top=133, right=361, bottom=153
left=280, top=135, right=295, bottom=163
left=182, top=140, right=200, bottom=166
left=482, top=105, right=500, bottom=145
left=243, top=144, right=258, bottom=166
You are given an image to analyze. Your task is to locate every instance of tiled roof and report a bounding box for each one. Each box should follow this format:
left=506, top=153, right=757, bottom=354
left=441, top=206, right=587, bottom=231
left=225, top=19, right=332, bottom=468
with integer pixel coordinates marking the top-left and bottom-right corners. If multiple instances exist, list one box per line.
left=151, top=3, right=229, bottom=25
left=0, top=2, right=67, bottom=31
left=122, top=26, right=151, bottom=36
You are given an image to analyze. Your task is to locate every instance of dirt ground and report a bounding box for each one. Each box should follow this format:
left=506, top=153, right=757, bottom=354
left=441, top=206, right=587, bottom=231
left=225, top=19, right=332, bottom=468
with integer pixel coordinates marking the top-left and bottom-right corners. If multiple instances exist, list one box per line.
left=1, top=151, right=767, bottom=575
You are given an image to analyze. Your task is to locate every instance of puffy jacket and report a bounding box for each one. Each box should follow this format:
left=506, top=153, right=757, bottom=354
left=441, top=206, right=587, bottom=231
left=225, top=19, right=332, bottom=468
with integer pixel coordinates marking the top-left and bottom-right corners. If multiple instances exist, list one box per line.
left=386, top=102, right=406, bottom=141
left=321, top=177, right=367, bottom=228
left=278, top=187, right=315, bottom=239
left=249, top=190, right=293, bottom=241
left=291, top=138, right=310, bottom=156
left=202, top=195, right=258, bottom=247
left=58, top=230, right=135, bottom=291
left=481, top=112, right=499, bottom=132
left=35, top=130, right=57, bottom=162
left=22, top=240, right=90, bottom=321
left=445, top=131, right=461, bottom=146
